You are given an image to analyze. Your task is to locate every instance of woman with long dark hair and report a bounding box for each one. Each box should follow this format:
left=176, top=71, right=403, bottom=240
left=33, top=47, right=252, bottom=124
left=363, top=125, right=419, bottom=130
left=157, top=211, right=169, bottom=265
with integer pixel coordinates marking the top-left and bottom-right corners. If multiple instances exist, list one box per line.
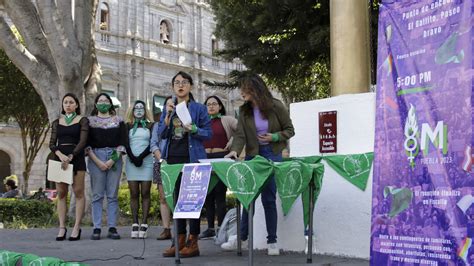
left=49, top=93, right=89, bottom=241
left=199, top=95, right=237, bottom=239
left=87, top=92, right=126, bottom=240
left=224, top=74, right=295, bottom=256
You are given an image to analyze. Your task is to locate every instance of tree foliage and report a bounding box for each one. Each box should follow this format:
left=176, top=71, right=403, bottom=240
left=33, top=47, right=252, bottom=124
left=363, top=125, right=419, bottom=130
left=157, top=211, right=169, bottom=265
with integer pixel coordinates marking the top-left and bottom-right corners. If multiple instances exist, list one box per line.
left=209, top=0, right=330, bottom=102
left=0, top=48, right=49, bottom=195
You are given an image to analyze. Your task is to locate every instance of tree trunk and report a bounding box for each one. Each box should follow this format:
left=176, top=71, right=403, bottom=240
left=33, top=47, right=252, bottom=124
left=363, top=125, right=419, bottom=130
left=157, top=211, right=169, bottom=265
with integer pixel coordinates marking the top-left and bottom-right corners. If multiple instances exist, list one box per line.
left=21, top=169, right=30, bottom=197
left=0, top=0, right=100, bottom=123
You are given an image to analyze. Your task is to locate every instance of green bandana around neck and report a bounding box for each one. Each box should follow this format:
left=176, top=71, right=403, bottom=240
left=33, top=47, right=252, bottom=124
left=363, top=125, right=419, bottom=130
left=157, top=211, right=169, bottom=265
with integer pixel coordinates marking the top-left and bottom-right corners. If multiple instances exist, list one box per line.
left=64, top=112, right=77, bottom=125
left=132, top=119, right=148, bottom=135
left=209, top=113, right=222, bottom=119
left=96, top=103, right=111, bottom=114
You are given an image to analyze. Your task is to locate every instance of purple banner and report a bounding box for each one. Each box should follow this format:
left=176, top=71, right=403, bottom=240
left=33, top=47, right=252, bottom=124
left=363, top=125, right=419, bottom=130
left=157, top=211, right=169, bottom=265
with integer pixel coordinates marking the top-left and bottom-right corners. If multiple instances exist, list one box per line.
left=173, top=163, right=212, bottom=219
left=371, top=0, right=473, bottom=265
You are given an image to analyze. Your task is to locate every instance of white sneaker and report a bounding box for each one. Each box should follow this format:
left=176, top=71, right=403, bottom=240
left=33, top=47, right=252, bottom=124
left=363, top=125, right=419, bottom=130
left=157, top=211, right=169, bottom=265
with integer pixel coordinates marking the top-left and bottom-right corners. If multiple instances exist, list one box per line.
left=131, top=223, right=139, bottom=239
left=304, top=236, right=317, bottom=254
left=221, top=235, right=248, bottom=251
left=267, top=243, right=280, bottom=256
left=138, top=224, right=148, bottom=239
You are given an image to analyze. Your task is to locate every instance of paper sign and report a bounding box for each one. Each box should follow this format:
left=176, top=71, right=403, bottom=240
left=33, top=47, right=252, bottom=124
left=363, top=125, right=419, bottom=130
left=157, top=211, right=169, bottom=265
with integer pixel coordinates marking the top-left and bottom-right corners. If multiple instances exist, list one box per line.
left=319, top=111, right=337, bottom=153
left=47, top=160, right=73, bottom=184
left=173, top=163, right=212, bottom=219
left=176, top=101, right=192, bottom=126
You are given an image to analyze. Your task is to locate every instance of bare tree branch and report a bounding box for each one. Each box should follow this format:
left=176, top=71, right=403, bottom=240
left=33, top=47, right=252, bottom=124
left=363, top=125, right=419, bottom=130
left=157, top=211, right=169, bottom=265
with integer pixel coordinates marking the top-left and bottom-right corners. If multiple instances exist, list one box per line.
left=3, top=0, right=55, bottom=69
left=0, top=16, right=39, bottom=82
left=37, top=0, right=81, bottom=86
left=76, top=0, right=98, bottom=83
left=57, top=0, right=80, bottom=53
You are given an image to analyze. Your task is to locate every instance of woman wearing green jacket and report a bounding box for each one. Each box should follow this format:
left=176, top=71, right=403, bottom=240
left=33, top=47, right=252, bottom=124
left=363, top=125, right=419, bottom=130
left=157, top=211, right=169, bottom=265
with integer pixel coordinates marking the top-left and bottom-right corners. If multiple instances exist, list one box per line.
left=224, top=74, right=295, bottom=256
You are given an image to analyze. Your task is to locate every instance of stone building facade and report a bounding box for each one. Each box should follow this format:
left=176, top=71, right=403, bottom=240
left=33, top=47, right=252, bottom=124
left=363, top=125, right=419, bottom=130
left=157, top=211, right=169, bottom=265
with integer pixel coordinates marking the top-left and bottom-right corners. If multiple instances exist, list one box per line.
left=0, top=0, right=243, bottom=193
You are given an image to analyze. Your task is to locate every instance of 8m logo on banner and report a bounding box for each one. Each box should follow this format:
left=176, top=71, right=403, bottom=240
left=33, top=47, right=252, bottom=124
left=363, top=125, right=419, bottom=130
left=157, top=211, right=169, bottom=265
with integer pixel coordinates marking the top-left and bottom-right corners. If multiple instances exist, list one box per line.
left=404, top=104, right=448, bottom=169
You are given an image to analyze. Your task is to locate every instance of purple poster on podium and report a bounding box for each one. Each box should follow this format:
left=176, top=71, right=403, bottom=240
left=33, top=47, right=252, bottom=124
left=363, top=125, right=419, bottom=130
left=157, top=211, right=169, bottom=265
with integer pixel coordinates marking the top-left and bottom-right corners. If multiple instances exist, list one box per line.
left=174, top=163, right=212, bottom=219
left=371, top=0, right=473, bottom=265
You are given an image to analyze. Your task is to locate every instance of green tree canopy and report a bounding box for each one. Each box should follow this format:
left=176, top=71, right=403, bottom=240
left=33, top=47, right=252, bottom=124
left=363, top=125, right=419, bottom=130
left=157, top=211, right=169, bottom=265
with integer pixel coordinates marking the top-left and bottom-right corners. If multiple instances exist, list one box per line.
left=211, top=0, right=329, bottom=79
left=0, top=47, right=49, bottom=195
left=210, top=0, right=330, bottom=102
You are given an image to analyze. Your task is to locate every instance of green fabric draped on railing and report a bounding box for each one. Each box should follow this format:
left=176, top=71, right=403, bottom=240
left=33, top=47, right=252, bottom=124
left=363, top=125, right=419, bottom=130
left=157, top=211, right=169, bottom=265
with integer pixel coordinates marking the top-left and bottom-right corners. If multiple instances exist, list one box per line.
left=160, top=152, right=373, bottom=223
left=160, top=156, right=325, bottom=220
left=212, top=156, right=274, bottom=210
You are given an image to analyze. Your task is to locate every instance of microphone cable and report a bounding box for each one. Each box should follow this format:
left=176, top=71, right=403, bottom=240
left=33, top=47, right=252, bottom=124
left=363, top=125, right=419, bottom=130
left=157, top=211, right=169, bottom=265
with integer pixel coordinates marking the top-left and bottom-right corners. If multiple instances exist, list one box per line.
left=68, top=235, right=146, bottom=263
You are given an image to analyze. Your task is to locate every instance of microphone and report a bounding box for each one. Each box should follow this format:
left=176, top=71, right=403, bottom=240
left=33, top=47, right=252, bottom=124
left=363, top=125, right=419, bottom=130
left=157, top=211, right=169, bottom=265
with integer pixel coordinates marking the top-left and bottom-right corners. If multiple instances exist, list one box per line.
left=167, top=95, right=176, bottom=115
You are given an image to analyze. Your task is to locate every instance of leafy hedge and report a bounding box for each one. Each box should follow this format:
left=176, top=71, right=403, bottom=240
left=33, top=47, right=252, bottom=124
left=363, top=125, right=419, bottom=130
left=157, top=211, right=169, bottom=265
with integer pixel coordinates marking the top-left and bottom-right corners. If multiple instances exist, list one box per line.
left=0, top=198, right=55, bottom=228
left=117, top=184, right=239, bottom=223
left=0, top=185, right=240, bottom=228
left=117, top=184, right=161, bottom=220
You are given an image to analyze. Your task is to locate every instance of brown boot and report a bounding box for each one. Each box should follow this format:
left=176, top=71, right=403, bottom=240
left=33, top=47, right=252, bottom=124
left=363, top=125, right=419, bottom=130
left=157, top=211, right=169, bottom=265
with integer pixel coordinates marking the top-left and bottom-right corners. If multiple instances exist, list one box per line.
left=162, top=234, right=186, bottom=257
left=157, top=228, right=172, bottom=240
left=179, top=234, right=200, bottom=258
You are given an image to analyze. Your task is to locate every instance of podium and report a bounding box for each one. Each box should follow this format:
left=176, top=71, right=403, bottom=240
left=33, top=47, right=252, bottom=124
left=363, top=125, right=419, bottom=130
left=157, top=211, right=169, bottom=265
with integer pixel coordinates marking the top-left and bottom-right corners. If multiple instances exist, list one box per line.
left=161, top=156, right=324, bottom=265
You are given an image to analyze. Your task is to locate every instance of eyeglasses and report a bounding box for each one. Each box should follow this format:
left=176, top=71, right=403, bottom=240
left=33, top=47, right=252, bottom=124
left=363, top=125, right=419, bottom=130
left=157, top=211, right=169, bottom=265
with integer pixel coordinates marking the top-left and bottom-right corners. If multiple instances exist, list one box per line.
left=173, top=80, right=190, bottom=86
left=207, top=102, right=219, bottom=107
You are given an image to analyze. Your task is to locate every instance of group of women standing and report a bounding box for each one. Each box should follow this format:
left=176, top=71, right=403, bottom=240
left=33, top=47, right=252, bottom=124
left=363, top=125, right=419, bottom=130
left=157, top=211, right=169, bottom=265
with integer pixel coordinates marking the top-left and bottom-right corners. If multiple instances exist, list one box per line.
left=48, top=71, right=294, bottom=258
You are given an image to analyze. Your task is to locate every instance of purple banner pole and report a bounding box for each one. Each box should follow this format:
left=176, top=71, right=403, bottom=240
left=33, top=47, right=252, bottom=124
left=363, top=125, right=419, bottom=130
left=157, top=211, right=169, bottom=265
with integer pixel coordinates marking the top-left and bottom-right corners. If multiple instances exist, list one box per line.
left=371, top=0, right=473, bottom=265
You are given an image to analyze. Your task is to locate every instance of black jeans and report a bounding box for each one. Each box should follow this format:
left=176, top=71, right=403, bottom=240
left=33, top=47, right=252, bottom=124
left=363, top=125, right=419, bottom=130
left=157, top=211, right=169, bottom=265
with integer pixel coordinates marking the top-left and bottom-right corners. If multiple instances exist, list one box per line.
left=205, top=180, right=227, bottom=228
left=204, top=151, right=228, bottom=228
left=168, top=156, right=200, bottom=235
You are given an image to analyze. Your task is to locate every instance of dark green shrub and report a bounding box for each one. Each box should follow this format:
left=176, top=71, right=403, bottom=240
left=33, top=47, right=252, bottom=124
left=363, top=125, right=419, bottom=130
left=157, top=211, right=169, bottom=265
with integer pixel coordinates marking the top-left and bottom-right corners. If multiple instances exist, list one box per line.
left=0, top=198, right=55, bottom=228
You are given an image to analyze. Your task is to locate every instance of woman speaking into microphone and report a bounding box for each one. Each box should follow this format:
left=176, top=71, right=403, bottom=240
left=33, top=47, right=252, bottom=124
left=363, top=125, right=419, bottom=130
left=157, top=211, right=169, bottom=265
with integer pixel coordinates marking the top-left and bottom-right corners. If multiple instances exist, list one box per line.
left=153, top=71, right=212, bottom=258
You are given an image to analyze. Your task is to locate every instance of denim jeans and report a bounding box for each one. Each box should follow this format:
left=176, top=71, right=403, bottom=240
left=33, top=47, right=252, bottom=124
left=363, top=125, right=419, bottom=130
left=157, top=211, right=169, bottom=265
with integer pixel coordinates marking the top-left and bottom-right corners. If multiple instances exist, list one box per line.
left=241, top=145, right=281, bottom=244
left=88, top=148, right=123, bottom=229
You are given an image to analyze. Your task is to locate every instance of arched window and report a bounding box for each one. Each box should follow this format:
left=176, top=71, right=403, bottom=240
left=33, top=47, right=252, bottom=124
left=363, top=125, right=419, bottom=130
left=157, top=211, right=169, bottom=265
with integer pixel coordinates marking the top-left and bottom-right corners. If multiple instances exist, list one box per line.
left=0, top=150, right=11, bottom=193
left=211, top=36, right=218, bottom=56
left=99, top=2, right=110, bottom=31
left=160, top=20, right=171, bottom=44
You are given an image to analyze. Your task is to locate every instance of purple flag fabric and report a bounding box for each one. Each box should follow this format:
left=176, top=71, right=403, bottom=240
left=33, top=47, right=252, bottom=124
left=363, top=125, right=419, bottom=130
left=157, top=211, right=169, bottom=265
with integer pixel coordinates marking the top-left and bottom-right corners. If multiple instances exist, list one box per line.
left=371, top=1, right=473, bottom=265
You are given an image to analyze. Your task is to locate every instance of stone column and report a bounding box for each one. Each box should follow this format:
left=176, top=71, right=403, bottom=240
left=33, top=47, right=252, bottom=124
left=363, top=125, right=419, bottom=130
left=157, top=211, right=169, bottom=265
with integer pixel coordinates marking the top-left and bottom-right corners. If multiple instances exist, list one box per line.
left=330, top=0, right=371, bottom=96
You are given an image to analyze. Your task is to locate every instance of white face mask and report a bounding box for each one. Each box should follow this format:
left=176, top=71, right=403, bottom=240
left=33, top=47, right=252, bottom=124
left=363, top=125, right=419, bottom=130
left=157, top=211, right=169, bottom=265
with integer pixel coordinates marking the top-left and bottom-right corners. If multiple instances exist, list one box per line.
left=133, top=103, right=145, bottom=119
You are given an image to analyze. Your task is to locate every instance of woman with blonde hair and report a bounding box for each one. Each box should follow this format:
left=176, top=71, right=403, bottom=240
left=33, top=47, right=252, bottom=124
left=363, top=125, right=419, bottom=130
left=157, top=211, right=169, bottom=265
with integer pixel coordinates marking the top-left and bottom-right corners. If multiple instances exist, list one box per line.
left=124, top=100, right=154, bottom=238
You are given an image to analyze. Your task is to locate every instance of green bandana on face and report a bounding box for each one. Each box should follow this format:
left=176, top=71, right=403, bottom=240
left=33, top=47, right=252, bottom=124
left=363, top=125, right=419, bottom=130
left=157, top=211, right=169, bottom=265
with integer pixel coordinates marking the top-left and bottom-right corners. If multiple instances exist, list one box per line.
left=96, top=103, right=111, bottom=114
left=64, top=112, right=77, bottom=125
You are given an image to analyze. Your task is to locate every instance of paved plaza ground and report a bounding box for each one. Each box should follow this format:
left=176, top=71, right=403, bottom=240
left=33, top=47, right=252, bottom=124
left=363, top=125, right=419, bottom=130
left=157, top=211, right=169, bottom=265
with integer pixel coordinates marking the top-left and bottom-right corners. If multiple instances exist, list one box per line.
left=0, top=226, right=369, bottom=265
